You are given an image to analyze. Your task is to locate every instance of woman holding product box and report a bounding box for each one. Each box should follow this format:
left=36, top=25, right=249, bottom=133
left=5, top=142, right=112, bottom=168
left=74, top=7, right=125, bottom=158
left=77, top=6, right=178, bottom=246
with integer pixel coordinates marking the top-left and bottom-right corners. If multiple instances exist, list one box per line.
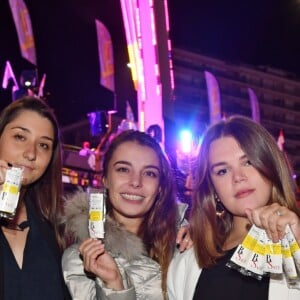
left=0, top=96, right=70, bottom=299
left=167, top=115, right=300, bottom=300
left=62, top=130, right=191, bottom=300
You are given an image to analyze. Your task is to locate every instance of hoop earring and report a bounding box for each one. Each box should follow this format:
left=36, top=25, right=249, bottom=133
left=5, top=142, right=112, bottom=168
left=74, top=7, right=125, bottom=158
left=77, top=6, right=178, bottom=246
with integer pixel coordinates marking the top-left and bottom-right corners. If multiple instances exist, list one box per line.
left=214, top=193, right=225, bottom=218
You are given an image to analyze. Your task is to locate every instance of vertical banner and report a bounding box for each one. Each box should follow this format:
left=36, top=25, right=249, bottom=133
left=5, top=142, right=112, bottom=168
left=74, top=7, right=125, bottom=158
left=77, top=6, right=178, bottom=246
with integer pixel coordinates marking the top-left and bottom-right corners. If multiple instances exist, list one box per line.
left=277, top=129, right=285, bottom=151
left=9, top=0, right=36, bottom=65
left=248, top=88, right=260, bottom=123
left=204, top=71, right=221, bottom=125
left=2, top=61, right=19, bottom=92
left=37, top=73, right=46, bottom=97
left=276, top=129, right=293, bottom=176
left=126, top=100, right=135, bottom=122
left=95, top=19, right=115, bottom=93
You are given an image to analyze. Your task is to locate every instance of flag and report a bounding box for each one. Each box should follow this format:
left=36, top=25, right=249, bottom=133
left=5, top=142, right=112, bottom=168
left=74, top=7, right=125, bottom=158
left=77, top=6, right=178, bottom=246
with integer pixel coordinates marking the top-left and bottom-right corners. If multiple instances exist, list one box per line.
left=2, top=61, right=19, bottom=93
left=118, top=101, right=137, bottom=132
left=277, top=129, right=285, bottom=151
left=9, top=0, right=36, bottom=65
left=248, top=88, right=260, bottom=123
left=126, top=101, right=135, bottom=122
left=95, top=19, right=115, bottom=92
left=204, top=71, right=221, bottom=124
left=38, top=73, right=46, bottom=97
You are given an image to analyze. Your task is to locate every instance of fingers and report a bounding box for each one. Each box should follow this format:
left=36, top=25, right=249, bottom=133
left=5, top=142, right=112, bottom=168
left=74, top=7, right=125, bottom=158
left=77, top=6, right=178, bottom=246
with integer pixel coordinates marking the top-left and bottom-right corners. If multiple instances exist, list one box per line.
left=79, top=238, right=124, bottom=290
left=0, top=161, right=11, bottom=184
left=176, top=226, right=193, bottom=252
left=79, top=238, right=105, bottom=273
left=246, top=203, right=299, bottom=243
left=178, top=237, right=193, bottom=252
left=176, top=226, right=189, bottom=244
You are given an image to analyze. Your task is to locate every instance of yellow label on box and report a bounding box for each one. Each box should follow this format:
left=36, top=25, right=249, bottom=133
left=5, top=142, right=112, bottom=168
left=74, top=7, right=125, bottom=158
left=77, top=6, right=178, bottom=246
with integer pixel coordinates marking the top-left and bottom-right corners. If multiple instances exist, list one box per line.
left=242, top=234, right=258, bottom=250
left=89, top=211, right=103, bottom=221
left=3, top=183, right=19, bottom=194
left=265, top=243, right=282, bottom=255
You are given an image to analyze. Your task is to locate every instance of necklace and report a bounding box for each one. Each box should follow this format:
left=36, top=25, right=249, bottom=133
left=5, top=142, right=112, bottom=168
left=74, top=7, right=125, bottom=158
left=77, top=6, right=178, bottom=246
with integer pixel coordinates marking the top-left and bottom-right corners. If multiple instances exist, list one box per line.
left=0, top=218, right=30, bottom=231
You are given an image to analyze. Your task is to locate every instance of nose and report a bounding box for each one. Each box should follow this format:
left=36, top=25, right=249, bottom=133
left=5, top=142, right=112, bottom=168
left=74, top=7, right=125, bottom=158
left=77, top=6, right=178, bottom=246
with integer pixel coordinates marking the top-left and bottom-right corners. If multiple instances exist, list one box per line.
left=232, top=168, right=247, bottom=183
left=130, top=172, right=142, bottom=188
left=23, top=144, right=36, bottom=161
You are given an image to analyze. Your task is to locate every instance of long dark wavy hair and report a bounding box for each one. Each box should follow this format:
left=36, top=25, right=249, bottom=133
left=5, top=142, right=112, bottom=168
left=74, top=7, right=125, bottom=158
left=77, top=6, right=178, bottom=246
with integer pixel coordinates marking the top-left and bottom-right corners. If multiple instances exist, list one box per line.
left=102, top=130, right=178, bottom=297
left=0, top=96, right=65, bottom=250
left=190, top=115, right=300, bottom=268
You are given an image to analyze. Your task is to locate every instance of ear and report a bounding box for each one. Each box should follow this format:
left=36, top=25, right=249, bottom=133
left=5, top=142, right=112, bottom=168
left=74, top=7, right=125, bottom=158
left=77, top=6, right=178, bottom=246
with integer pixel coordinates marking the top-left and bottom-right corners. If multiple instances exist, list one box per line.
left=102, top=176, right=108, bottom=188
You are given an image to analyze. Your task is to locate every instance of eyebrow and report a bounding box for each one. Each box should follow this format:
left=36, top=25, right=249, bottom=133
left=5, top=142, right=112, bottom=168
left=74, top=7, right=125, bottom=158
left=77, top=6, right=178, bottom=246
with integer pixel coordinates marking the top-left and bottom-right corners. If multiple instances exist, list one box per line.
left=210, top=161, right=226, bottom=171
left=113, top=160, right=160, bottom=171
left=210, top=154, right=249, bottom=170
left=11, top=126, right=54, bottom=143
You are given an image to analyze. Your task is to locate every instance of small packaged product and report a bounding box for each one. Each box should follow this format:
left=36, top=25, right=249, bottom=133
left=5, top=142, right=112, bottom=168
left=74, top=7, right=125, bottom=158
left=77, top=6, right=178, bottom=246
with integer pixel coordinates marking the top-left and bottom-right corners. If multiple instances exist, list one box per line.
left=227, top=224, right=266, bottom=279
left=284, top=226, right=300, bottom=289
left=286, top=225, right=300, bottom=271
left=88, top=188, right=106, bottom=240
left=263, top=234, right=282, bottom=274
left=0, top=167, right=23, bottom=219
left=227, top=224, right=300, bottom=289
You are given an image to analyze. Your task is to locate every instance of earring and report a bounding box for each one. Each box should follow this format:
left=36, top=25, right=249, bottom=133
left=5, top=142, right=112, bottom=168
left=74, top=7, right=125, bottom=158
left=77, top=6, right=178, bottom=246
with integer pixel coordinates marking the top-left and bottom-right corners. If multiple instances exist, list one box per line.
left=214, top=193, right=225, bottom=218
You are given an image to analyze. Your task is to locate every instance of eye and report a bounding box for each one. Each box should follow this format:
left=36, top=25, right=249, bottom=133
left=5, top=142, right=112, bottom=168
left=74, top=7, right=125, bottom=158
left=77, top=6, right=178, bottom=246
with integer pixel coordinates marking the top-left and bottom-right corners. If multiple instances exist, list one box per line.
left=245, top=160, right=252, bottom=166
left=211, top=166, right=228, bottom=176
left=216, top=168, right=227, bottom=176
left=14, top=134, right=25, bottom=141
left=39, top=142, right=51, bottom=150
left=116, top=166, right=129, bottom=173
left=143, top=169, right=159, bottom=178
left=241, top=159, right=252, bottom=167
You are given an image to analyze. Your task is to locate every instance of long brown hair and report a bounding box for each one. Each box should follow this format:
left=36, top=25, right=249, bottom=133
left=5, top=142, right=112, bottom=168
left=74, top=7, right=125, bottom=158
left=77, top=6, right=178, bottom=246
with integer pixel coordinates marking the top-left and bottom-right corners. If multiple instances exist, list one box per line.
left=102, top=130, right=178, bottom=296
left=190, top=115, right=300, bottom=268
left=0, top=96, right=65, bottom=250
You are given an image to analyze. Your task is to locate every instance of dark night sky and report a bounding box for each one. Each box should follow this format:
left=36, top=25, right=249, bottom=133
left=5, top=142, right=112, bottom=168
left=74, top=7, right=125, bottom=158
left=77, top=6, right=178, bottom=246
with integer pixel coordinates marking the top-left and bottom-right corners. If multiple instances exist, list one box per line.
left=169, top=0, right=300, bottom=77
left=1, top=0, right=300, bottom=132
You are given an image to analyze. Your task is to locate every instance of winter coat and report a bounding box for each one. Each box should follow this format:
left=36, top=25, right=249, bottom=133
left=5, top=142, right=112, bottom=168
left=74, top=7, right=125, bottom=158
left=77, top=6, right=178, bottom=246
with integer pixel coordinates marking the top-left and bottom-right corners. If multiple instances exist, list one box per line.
left=61, top=190, right=164, bottom=300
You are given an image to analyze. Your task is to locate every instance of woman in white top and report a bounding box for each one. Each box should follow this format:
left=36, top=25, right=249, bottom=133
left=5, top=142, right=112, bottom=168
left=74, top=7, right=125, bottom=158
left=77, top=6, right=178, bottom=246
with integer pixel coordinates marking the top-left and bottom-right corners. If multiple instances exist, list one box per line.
left=167, top=115, right=300, bottom=300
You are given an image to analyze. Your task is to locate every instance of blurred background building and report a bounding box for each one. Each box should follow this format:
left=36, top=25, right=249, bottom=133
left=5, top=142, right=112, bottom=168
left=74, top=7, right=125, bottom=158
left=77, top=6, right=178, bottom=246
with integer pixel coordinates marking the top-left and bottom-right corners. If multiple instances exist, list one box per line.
left=172, top=48, right=300, bottom=178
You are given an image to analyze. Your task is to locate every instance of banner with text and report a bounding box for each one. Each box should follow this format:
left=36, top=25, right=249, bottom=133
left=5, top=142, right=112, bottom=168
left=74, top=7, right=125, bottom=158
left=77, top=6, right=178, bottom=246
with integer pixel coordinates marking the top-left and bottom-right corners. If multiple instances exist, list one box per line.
left=9, top=0, right=36, bottom=65
left=95, top=19, right=115, bottom=92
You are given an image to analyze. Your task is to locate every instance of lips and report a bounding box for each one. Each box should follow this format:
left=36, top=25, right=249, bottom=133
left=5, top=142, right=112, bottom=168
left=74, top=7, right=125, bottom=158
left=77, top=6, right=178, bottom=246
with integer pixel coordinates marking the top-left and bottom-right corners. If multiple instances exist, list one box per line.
left=121, top=193, right=144, bottom=201
left=13, top=164, right=34, bottom=171
left=234, top=189, right=254, bottom=199
left=23, top=166, right=34, bottom=171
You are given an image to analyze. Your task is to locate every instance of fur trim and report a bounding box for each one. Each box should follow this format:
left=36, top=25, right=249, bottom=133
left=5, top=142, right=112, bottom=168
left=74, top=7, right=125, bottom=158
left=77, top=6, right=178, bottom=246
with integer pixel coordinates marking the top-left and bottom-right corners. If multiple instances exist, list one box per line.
left=63, top=188, right=90, bottom=242
left=62, top=189, right=146, bottom=261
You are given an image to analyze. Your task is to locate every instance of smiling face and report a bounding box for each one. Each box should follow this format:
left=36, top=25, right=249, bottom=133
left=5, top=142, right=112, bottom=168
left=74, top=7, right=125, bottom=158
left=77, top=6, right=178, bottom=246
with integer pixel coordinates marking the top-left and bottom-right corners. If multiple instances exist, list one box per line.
left=209, top=136, right=272, bottom=217
left=0, top=110, right=54, bottom=186
left=103, top=141, right=161, bottom=228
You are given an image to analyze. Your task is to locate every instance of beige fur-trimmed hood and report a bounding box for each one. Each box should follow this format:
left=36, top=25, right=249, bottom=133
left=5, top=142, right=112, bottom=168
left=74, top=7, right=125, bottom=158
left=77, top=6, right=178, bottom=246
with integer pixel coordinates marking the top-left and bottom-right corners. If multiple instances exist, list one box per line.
left=62, top=189, right=146, bottom=261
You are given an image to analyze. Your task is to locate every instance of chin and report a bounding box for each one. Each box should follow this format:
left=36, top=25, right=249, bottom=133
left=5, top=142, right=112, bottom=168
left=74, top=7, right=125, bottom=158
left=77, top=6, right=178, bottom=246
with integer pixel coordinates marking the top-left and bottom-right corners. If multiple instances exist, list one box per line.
left=22, top=178, right=35, bottom=186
